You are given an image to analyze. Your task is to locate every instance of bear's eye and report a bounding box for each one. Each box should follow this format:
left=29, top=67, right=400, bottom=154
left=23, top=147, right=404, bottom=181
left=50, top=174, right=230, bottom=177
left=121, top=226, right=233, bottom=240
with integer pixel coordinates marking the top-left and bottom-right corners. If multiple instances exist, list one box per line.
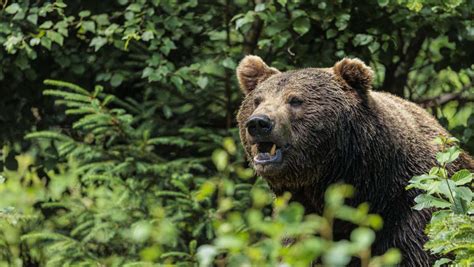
left=254, top=97, right=262, bottom=107
left=288, top=97, right=303, bottom=107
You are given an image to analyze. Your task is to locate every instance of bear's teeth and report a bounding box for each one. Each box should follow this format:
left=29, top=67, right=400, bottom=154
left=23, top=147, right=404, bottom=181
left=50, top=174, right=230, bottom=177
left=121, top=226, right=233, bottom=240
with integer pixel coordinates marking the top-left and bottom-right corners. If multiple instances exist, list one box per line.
left=270, top=144, right=276, bottom=156
left=251, top=144, right=258, bottom=155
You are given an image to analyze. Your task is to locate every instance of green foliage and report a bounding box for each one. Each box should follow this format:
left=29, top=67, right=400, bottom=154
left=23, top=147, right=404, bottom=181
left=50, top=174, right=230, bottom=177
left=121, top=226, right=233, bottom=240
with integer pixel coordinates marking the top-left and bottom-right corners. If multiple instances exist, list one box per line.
left=198, top=183, right=400, bottom=266
left=14, top=80, right=247, bottom=266
left=407, top=136, right=474, bottom=266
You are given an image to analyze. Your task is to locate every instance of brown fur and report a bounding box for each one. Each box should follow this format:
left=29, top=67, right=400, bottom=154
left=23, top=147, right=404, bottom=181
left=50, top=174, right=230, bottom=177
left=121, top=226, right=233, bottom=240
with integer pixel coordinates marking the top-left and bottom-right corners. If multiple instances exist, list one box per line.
left=236, top=55, right=474, bottom=266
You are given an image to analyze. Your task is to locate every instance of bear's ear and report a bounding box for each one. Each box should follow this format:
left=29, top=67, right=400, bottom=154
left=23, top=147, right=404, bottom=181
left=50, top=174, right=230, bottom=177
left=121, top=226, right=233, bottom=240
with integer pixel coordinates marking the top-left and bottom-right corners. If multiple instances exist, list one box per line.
left=333, top=58, right=373, bottom=92
left=236, top=55, right=280, bottom=95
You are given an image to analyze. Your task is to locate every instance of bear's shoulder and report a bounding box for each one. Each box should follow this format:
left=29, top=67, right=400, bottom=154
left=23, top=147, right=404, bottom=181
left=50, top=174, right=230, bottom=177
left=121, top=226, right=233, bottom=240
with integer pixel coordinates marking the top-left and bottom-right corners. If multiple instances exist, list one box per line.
left=368, top=90, right=448, bottom=141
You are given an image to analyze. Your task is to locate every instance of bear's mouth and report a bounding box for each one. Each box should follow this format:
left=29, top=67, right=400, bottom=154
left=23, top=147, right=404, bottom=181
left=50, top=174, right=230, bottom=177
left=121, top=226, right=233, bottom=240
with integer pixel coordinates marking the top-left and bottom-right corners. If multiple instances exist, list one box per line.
left=251, top=142, right=284, bottom=165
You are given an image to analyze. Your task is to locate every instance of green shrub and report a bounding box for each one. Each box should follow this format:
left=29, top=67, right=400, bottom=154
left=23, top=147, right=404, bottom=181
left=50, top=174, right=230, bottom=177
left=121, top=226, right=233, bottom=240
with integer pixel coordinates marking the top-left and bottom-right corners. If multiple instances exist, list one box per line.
left=407, top=136, right=474, bottom=266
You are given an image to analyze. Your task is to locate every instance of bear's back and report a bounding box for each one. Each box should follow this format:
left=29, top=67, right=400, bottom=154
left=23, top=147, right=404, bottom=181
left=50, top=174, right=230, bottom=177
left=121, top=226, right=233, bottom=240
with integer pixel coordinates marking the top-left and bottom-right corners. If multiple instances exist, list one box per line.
left=370, top=91, right=448, bottom=147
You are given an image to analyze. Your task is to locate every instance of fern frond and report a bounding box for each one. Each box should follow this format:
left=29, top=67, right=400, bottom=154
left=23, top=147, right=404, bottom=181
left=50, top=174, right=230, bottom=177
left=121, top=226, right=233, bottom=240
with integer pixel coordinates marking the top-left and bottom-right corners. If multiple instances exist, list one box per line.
left=44, top=79, right=90, bottom=95
left=44, top=90, right=92, bottom=103
left=25, top=131, right=73, bottom=141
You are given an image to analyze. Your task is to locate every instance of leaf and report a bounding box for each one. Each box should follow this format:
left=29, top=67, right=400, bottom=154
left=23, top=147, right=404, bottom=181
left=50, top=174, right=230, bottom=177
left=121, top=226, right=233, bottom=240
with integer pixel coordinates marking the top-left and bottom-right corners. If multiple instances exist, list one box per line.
left=453, top=186, right=473, bottom=202
left=434, top=258, right=451, bottom=267
left=353, top=34, right=374, bottom=46
left=368, top=41, right=380, bottom=53
left=39, top=21, right=53, bottom=29
left=377, top=0, right=389, bottom=7
left=46, top=31, right=64, bottom=46
left=436, top=146, right=461, bottom=164
left=351, top=227, right=375, bottom=249
left=197, top=245, right=218, bottom=267
left=197, top=76, right=208, bottom=89
left=451, top=169, right=473, bottom=185
left=323, top=242, right=352, bottom=266
left=110, top=73, right=124, bottom=87
left=438, top=180, right=457, bottom=199
left=5, top=3, right=20, bottom=14
left=127, top=3, right=142, bottom=12
left=221, top=58, right=236, bottom=69
left=141, top=30, right=154, bottom=41
left=406, top=0, right=423, bottom=12
left=293, top=16, right=310, bottom=35
left=27, top=14, right=38, bottom=25
left=381, top=248, right=402, bottom=265
left=82, top=21, right=96, bottom=33
left=452, top=194, right=469, bottom=214
left=235, top=12, right=254, bottom=30
left=277, top=0, right=287, bottom=6
left=195, top=181, right=216, bottom=201
left=79, top=10, right=91, bottom=17
left=326, top=29, right=337, bottom=39
left=222, top=137, right=236, bottom=155
left=278, top=202, right=304, bottom=223
left=212, top=149, right=228, bottom=171
left=335, top=14, right=350, bottom=31
left=413, top=194, right=451, bottom=210
left=90, top=37, right=107, bottom=51
left=254, top=3, right=265, bottom=12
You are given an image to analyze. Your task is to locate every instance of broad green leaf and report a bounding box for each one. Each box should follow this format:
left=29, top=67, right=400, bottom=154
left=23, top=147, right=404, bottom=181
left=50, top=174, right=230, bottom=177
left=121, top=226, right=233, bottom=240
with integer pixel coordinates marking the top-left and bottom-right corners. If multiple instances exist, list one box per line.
left=79, top=10, right=91, bottom=17
left=452, top=195, right=469, bottom=214
left=255, top=3, right=265, bottom=12
left=335, top=14, right=350, bottom=31
left=46, top=31, right=64, bottom=46
left=451, top=169, right=473, bottom=185
left=326, top=29, right=337, bottom=39
left=221, top=58, right=236, bottom=69
left=110, top=73, right=124, bottom=87
left=141, top=30, right=154, bottom=41
left=5, top=3, right=20, bottom=14
left=197, top=76, right=208, bottom=89
left=413, top=194, right=452, bottom=210
left=27, top=14, right=38, bottom=25
left=434, top=258, right=451, bottom=267
left=353, top=34, right=374, bottom=46
left=82, top=21, right=96, bottom=33
left=293, top=16, right=310, bottom=35
left=377, top=0, right=389, bottom=7
left=90, top=37, right=107, bottom=51
left=39, top=21, right=53, bottom=29
left=453, top=186, right=473, bottom=202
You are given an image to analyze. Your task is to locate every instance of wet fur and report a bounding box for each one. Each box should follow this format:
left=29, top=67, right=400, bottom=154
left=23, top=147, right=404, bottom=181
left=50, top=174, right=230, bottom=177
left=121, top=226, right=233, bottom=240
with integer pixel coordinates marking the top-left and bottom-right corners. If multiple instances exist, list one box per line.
left=236, top=56, right=474, bottom=266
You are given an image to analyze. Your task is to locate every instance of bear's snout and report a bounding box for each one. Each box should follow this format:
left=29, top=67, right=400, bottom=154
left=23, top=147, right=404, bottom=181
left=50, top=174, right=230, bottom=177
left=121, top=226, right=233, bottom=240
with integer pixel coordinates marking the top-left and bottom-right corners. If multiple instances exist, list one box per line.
left=245, top=114, right=274, bottom=137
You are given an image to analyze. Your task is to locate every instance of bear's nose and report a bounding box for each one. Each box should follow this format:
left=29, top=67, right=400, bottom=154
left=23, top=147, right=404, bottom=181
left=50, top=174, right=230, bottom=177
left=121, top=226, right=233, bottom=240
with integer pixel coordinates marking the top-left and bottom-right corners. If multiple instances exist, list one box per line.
left=246, top=115, right=273, bottom=137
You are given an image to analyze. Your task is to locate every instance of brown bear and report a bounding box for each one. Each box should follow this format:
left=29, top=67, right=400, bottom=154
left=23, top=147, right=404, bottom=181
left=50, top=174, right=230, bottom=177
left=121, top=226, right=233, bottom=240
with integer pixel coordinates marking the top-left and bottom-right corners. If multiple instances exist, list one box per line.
left=236, top=55, right=474, bottom=266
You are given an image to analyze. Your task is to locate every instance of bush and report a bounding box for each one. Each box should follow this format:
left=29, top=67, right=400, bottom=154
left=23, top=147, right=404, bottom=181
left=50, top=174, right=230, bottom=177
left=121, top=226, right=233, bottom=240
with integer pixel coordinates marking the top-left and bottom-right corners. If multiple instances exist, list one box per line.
left=407, top=136, right=474, bottom=266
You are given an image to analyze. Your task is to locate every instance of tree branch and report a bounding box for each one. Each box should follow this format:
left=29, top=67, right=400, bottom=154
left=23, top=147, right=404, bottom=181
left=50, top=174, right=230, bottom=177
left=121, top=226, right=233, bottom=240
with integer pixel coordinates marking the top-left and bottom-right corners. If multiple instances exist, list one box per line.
left=243, top=0, right=264, bottom=55
left=415, top=83, right=474, bottom=108
left=382, top=26, right=431, bottom=97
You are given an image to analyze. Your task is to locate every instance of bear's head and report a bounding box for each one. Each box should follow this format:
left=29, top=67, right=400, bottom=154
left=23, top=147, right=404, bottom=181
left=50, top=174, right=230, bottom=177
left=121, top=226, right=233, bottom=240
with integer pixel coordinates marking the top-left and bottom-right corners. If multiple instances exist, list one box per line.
left=236, top=55, right=374, bottom=189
